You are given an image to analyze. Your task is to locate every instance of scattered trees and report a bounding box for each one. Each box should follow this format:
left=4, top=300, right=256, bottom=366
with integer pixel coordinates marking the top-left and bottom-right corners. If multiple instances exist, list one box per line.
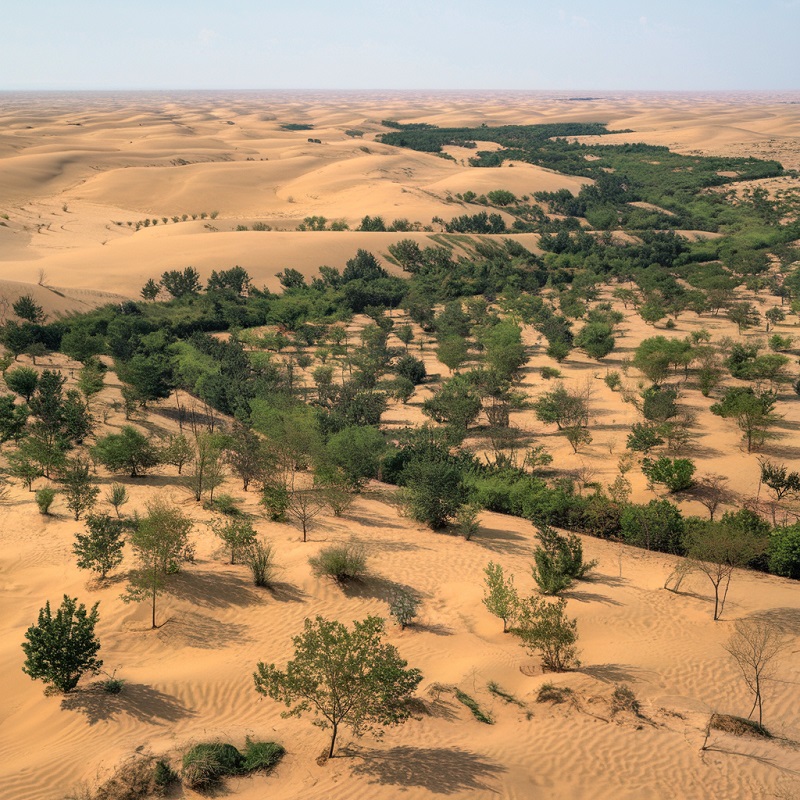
left=92, top=426, right=161, bottom=477
left=254, top=616, right=422, bottom=758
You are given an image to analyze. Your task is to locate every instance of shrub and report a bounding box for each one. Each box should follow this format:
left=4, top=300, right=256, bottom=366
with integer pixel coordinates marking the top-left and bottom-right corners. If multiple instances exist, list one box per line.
left=260, top=482, right=289, bottom=521
left=620, top=500, right=684, bottom=554
left=604, top=371, right=621, bottom=391
left=245, top=538, right=277, bottom=587
left=610, top=684, right=640, bottom=715
left=205, top=492, right=241, bottom=516
left=309, top=542, right=367, bottom=583
left=514, top=596, right=579, bottom=672
left=395, top=354, right=426, bottom=385
left=531, top=525, right=596, bottom=595
left=641, top=456, right=696, bottom=492
left=73, top=514, right=126, bottom=580
left=181, top=742, right=244, bottom=790
left=767, top=524, right=800, bottom=579
left=456, top=503, right=481, bottom=540
left=241, top=738, right=285, bottom=772
left=540, top=366, right=561, bottom=380
left=388, top=590, right=419, bottom=629
left=627, top=423, right=664, bottom=454
left=482, top=561, right=519, bottom=632
left=35, top=486, right=57, bottom=514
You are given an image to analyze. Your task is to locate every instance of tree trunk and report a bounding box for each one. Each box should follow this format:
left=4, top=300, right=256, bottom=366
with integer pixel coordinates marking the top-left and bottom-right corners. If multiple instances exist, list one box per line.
left=328, top=723, right=338, bottom=759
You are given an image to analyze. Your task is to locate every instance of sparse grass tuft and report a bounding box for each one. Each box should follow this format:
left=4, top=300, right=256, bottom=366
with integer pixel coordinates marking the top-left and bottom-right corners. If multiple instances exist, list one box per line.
left=536, top=682, right=573, bottom=704
left=710, top=713, right=772, bottom=738
left=454, top=688, right=494, bottom=724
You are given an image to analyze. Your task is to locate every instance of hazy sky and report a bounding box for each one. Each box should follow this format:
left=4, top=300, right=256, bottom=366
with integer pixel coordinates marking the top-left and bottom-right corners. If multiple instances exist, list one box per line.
left=1, top=0, right=798, bottom=91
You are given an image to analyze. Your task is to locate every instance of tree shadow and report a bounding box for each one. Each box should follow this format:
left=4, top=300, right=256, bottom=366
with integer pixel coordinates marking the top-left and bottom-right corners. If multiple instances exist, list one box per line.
left=472, top=526, right=530, bottom=556
left=268, top=581, right=307, bottom=603
left=61, top=682, right=194, bottom=726
left=349, top=745, right=505, bottom=793
left=579, top=663, right=647, bottom=684
left=563, top=589, right=623, bottom=607
left=166, top=569, right=265, bottom=609
left=156, top=610, right=249, bottom=649
left=586, top=571, right=628, bottom=588
left=746, top=607, right=800, bottom=636
left=342, top=575, right=419, bottom=604
left=412, top=621, right=455, bottom=636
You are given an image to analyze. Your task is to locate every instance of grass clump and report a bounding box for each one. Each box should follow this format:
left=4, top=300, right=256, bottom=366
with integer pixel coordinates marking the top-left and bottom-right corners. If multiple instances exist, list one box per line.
left=710, top=713, right=772, bottom=738
left=536, top=682, right=573, bottom=704
left=181, top=742, right=244, bottom=790
left=454, top=688, right=494, bottom=724
left=242, top=738, right=285, bottom=772
left=610, top=684, right=640, bottom=716
left=308, top=541, right=367, bottom=584
left=487, top=680, right=525, bottom=707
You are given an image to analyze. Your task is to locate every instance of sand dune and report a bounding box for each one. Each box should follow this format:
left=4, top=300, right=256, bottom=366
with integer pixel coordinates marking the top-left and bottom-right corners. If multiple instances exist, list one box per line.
left=1, top=91, right=799, bottom=800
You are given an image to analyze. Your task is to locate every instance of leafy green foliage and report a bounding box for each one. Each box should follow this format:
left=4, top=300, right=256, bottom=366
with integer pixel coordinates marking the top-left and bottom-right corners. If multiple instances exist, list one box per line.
left=309, top=542, right=367, bottom=584
left=641, top=456, right=696, bottom=493
left=92, top=426, right=161, bottom=477
left=253, top=616, right=422, bottom=758
left=22, top=595, right=102, bottom=693
left=73, top=514, right=126, bottom=579
left=514, top=596, right=579, bottom=672
left=482, top=562, right=519, bottom=632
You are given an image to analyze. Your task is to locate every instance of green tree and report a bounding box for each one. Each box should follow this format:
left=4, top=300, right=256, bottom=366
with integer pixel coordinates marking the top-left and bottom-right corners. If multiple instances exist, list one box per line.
left=0, top=394, right=29, bottom=442
left=22, top=595, right=102, bottom=693
left=59, top=456, right=100, bottom=520
left=224, top=424, right=268, bottom=491
left=532, top=383, right=589, bottom=431
left=480, top=320, right=527, bottom=379
left=436, top=336, right=469, bottom=373
left=160, top=267, right=202, bottom=298
left=400, top=458, right=466, bottom=530
left=254, top=616, right=422, bottom=758
left=768, top=525, right=800, bottom=579
left=4, top=366, right=39, bottom=401
left=159, top=433, right=195, bottom=476
left=324, top=425, right=385, bottom=490
left=482, top=562, right=519, bottom=632
left=514, top=596, right=579, bottom=672
left=710, top=388, right=780, bottom=453
left=574, top=321, right=615, bottom=360
left=92, top=426, right=161, bottom=477
left=620, top=499, right=684, bottom=553
left=73, top=514, right=126, bottom=579
left=13, top=294, right=45, bottom=323
left=421, top=376, right=482, bottom=437
left=123, top=496, right=194, bottom=628
left=213, top=517, right=257, bottom=564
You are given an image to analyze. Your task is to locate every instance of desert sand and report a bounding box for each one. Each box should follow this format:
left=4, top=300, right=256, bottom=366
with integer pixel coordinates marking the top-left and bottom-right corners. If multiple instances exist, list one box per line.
left=1, top=91, right=799, bottom=800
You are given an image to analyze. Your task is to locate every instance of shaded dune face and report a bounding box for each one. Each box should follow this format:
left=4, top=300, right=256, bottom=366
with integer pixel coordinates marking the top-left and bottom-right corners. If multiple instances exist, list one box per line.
left=1, top=92, right=799, bottom=800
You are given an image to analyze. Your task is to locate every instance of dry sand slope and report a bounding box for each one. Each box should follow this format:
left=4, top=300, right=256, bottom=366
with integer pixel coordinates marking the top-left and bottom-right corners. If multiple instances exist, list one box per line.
left=0, top=90, right=798, bottom=298
left=0, top=92, right=799, bottom=800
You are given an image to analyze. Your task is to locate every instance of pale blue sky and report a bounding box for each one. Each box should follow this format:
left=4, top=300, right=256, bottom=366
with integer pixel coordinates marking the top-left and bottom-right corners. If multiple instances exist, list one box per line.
left=1, top=0, right=797, bottom=91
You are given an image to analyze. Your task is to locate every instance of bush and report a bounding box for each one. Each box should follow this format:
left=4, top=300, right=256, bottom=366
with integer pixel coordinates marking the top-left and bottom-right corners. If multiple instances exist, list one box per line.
left=261, top=482, right=289, bottom=521
left=388, top=590, right=419, bottom=629
left=205, top=493, right=241, bottom=516
left=35, top=486, right=57, bottom=514
left=642, top=456, right=695, bottom=492
left=531, top=525, right=597, bottom=595
left=241, top=738, right=285, bottom=772
left=768, top=525, right=800, bottom=579
left=604, top=371, right=621, bottom=390
left=620, top=500, right=684, bottom=554
left=245, top=538, right=277, bottom=587
left=540, top=366, right=561, bottom=380
left=395, top=354, right=426, bottom=385
left=182, top=742, right=244, bottom=790
left=309, top=542, right=367, bottom=583
left=514, top=596, right=579, bottom=672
